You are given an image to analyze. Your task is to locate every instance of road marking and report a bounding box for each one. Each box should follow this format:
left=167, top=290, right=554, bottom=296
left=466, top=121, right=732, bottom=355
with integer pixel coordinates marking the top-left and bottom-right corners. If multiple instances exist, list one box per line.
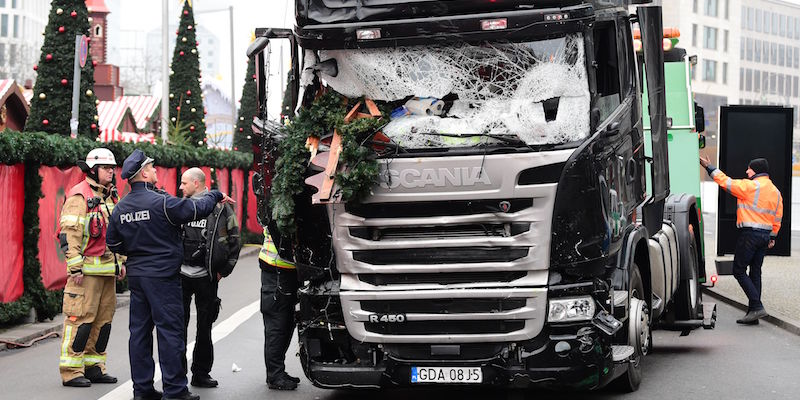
left=99, top=300, right=260, bottom=400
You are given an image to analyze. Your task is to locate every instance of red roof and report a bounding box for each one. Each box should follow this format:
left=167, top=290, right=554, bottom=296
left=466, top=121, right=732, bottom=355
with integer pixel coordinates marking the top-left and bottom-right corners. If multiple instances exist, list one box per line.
left=85, top=0, right=110, bottom=13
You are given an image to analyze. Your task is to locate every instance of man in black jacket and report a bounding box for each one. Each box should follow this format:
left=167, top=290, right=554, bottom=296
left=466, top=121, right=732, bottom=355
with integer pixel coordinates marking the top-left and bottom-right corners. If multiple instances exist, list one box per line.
left=179, top=167, right=241, bottom=388
left=106, top=150, right=234, bottom=400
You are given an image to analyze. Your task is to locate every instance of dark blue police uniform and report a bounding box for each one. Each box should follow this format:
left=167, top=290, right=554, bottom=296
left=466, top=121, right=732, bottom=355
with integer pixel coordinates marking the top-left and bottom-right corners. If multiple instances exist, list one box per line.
left=106, top=150, right=223, bottom=400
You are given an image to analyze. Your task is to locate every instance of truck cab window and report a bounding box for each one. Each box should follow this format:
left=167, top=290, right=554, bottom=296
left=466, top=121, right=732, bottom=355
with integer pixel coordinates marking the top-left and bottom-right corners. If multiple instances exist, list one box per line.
left=594, top=23, right=622, bottom=122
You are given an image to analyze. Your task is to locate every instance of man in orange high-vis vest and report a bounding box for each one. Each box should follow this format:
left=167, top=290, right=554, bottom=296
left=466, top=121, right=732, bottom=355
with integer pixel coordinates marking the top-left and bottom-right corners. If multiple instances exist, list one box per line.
left=259, top=227, right=300, bottom=390
left=701, top=156, right=784, bottom=325
left=58, top=148, right=126, bottom=387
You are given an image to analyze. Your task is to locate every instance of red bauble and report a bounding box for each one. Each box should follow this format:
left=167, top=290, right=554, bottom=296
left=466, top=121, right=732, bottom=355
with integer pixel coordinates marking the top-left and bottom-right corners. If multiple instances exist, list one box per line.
left=92, top=60, right=98, bottom=67
left=239, top=127, right=244, bottom=132
left=204, top=110, right=207, bottom=115
left=190, top=126, right=196, bottom=132
left=61, top=79, right=68, bottom=86
left=176, top=106, right=181, bottom=111
left=252, top=74, right=256, bottom=79
left=58, top=26, right=65, bottom=33
left=33, top=65, right=38, bottom=71
left=46, top=54, right=53, bottom=61
left=179, top=51, right=185, bottom=56
left=70, top=11, right=77, bottom=18
left=196, top=41, right=199, bottom=46
left=175, top=29, right=179, bottom=34
left=42, top=119, right=49, bottom=125
left=91, top=123, right=97, bottom=130
left=186, top=90, right=192, bottom=96
left=188, top=25, right=193, bottom=30
left=183, top=10, right=189, bottom=15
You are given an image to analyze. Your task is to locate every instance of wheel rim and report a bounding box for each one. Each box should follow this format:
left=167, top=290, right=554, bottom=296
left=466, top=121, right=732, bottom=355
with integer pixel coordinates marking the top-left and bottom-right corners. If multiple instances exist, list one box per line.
left=629, top=297, right=650, bottom=358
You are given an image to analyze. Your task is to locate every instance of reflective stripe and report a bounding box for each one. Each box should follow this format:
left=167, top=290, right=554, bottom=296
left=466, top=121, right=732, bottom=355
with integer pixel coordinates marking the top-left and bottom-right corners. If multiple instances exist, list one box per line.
left=752, top=181, right=761, bottom=207
left=60, top=356, right=84, bottom=368
left=83, top=355, right=106, bottom=366
left=60, top=215, right=85, bottom=225
left=82, top=256, right=116, bottom=274
left=737, top=203, right=777, bottom=216
left=725, top=178, right=732, bottom=192
left=260, top=231, right=295, bottom=269
left=710, top=169, right=722, bottom=178
left=737, top=222, right=773, bottom=230
left=66, top=256, right=83, bottom=267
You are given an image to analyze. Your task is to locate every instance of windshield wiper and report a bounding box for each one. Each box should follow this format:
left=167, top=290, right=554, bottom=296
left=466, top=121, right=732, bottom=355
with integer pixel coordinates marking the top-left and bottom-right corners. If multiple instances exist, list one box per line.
left=418, top=132, right=530, bottom=147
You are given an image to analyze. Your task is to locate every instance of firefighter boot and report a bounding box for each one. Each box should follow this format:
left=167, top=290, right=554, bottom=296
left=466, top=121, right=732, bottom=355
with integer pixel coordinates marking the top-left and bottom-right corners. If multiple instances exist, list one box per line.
left=85, top=365, right=118, bottom=383
left=62, top=376, right=92, bottom=387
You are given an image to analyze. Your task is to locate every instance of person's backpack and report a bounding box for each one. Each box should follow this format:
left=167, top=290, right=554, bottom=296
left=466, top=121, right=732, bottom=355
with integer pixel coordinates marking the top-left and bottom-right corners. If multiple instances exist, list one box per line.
left=205, top=203, right=241, bottom=277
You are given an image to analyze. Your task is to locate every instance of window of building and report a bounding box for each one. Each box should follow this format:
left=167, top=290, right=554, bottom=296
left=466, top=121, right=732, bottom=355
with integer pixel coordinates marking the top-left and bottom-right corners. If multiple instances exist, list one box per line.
left=754, top=70, right=760, bottom=92
left=12, top=14, right=16, bottom=38
left=794, top=76, right=799, bottom=97
left=0, top=14, right=7, bottom=37
left=796, top=18, right=800, bottom=39
left=692, top=24, right=698, bottom=47
left=746, top=38, right=753, bottom=61
left=94, top=25, right=102, bottom=37
left=724, top=30, right=729, bottom=52
left=781, top=15, right=787, bottom=37
left=746, top=68, right=752, bottom=91
left=789, top=16, right=795, bottom=38
left=0, top=43, right=5, bottom=65
left=778, top=74, right=784, bottom=96
left=725, top=0, right=729, bottom=19
left=8, top=43, right=14, bottom=65
left=740, top=39, right=745, bottom=60
left=742, top=6, right=747, bottom=29
left=770, top=72, right=777, bottom=94
left=763, top=73, right=769, bottom=94
left=795, top=47, right=799, bottom=68
left=704, top=60, right=717, bottom=82
left=764, top=11, right=771, bottom=34
left=740, top=68, right=745, bottom=90
left=11, top=0, right=14, bottom=8
left=772, top=13, right=779, bottom=35
left=755, top=40, right=761, bottom=63
left=704, top=26, right=718, bottom=50
left=723, top=62, right=728, bottom=84
left=779, top=44, right=785, bottom=66
left=691, top=61, right=697, bottom=80
left=788, top=47, right=792, bottom=68
left=0, top=1, right=5, bottom=7
left=694, top=0, right=699, bottom=13
left=771, top=42, right=777, bottom=65
left=706, top=0, right=718, bottom=17
left=747, top=7, right=754, bottom=30
left=756, top=9, right=762, bottom=32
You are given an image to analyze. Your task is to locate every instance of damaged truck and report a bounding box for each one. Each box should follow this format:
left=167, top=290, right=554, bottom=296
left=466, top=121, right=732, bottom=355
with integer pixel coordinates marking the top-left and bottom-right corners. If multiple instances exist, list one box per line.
left=247, top=0, right=716, bottom=392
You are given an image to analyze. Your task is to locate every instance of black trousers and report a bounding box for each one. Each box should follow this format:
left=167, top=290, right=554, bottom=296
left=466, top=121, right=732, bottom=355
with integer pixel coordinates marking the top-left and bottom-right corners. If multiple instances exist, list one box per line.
left=732, top=229, right=771, bottom=311
left=260, top=267, right=298, bottom=382
left=181, top=275, right=220, bottom=378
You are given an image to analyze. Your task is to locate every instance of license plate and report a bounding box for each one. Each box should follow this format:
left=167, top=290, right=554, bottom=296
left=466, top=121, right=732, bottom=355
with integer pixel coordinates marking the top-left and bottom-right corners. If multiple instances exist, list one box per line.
left=411, top=366, right=483, bottom=383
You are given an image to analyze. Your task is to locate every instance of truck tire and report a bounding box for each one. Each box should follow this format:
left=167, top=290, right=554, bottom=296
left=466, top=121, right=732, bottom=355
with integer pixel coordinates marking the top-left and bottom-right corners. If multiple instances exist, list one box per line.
left=613, top=263, right=650, bottom=393
left=675, top=230, right=701, bottom=320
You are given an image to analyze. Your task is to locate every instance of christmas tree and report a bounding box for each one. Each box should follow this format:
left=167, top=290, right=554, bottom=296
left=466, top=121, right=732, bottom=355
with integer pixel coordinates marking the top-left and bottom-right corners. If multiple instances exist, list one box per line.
left=25, top=0, right=99, bottom=137
left=169, top=0, right=206, bottom=146
left=233, top=58, right=256, bottom=152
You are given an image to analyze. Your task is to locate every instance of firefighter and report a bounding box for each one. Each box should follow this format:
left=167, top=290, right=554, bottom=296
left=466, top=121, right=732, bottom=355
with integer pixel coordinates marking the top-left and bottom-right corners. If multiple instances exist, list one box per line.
left=59, top=148, right=125, bottom=388
left=259, top=227, right=300, bottom=390
left=106, top=150, right=234, bottom=400
left=700, top=156, right=784, bottom=325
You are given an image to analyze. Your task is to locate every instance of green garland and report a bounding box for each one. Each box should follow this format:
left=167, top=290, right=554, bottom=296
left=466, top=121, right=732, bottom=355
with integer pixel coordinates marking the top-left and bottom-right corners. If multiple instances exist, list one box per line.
left=0, top=130, right=252, bottom=169
left=270, top=92, right=386, bottom=235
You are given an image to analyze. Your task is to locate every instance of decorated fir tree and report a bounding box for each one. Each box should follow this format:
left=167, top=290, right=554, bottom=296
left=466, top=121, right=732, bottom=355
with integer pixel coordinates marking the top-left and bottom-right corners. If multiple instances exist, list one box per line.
left=25, top=0, right=99, bottom=137
left=169, top=0, right=206, bottom=146
left=233, top=58, right=256, bottom=152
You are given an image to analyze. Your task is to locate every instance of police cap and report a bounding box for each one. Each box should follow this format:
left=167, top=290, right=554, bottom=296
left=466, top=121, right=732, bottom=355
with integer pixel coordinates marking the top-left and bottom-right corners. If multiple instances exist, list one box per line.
left=121, top=149, right=155, bottom=180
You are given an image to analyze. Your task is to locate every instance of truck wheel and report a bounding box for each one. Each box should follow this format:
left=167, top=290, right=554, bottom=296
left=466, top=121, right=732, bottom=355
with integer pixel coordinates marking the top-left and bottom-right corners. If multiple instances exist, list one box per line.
left=675, top=230, right=701, bottom=320
left=614, top=263, right=649, bottom=393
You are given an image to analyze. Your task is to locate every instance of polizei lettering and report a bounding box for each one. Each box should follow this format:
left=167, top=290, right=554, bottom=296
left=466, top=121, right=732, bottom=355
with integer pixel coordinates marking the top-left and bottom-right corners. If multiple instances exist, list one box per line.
left=119, top=210, right=150, bottom=224
left=186, top=219, right=207, bottom=228
left=380, top=167, right=491, bottom=189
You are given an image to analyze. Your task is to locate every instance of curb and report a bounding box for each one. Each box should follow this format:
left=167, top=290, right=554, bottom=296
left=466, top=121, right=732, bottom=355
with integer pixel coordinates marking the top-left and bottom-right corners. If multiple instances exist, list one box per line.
left=704, top=287, right=800, bottom=337
left=0, top=247, right=261, bottom=352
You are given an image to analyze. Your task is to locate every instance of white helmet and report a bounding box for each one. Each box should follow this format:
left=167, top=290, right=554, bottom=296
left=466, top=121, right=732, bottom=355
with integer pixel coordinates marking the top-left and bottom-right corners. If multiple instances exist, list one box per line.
left=85, top=148, right=117, bottom=168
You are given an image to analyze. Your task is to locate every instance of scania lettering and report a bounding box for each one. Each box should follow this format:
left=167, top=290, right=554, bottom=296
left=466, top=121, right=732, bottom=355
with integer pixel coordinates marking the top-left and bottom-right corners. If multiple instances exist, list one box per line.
left=250, top=0, right=716, bottom=392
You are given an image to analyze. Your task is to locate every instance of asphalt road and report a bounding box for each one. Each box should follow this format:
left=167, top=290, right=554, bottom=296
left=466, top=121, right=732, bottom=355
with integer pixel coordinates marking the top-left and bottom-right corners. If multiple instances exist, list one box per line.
left=2, top=256, right=800, bottom=400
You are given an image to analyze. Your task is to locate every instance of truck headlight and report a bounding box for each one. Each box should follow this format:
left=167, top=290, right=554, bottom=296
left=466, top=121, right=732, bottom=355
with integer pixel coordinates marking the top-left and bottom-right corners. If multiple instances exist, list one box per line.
left=548, top=296, right=596, bottom=322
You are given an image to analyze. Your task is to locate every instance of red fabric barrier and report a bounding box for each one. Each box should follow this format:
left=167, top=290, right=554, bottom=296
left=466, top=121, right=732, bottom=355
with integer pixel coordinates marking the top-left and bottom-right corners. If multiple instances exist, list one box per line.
left=114, top=168, right=131, bottom=197
left=230, top=169, right=244, bottom=226
left=38, top=166, right=85, bottom=291
left=0, top=164, right=25, bottom=303
left=247, top=170, right=261, bottom=234
left=216, top=168, right=230, bottom=194
left=155, top=166, right=177, bottom=195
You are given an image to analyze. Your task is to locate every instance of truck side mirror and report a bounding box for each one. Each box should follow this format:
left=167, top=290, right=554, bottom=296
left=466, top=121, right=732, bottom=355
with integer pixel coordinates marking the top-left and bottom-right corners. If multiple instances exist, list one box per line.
left=694, top=102, right=706, bottom=133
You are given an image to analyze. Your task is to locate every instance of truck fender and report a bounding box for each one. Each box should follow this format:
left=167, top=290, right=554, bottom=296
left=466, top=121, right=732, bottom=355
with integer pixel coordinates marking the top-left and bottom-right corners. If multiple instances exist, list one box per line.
left=614, top=225, right=652, bottom=315
left=663, top=194, right=702, bottom=284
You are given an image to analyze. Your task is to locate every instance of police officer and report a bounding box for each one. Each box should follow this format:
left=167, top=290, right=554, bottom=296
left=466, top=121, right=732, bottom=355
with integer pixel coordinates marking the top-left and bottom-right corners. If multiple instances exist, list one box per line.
left=59, top=148, right=125, bottom=388
left=700, top=155, right=784, bottom=324
left=259, top=227, right=300, bottom=390
left=106, top=150, right=234, bottom=400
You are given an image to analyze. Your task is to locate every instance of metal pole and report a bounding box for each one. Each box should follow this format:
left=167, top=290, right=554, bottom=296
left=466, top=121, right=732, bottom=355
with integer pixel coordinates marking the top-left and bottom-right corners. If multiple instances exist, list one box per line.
left=161, top=0, right=170, bottom=142
left=70, top=35, right=82, bottom=138
left=229, top=5, right=236, bottom=146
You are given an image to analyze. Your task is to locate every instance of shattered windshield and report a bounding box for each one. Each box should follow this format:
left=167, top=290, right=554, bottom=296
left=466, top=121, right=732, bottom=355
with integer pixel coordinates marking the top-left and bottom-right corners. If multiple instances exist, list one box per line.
left=318, top=33, right=590, bottom=147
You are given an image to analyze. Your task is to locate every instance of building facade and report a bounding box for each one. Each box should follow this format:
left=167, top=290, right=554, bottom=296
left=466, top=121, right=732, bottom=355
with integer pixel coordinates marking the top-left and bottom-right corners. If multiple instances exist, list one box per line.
left=0, top=0, right=51, bottom=85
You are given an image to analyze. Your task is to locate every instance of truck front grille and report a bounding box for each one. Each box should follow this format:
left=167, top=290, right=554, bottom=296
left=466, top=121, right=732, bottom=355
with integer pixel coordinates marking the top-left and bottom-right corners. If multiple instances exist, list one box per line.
left=360, top=298, right=527, bottom=314
left=365, top=321, right=525, bottom=336
left=352, top=247, right=529, bottom=265
left=358, top=271, right=527, bottom=286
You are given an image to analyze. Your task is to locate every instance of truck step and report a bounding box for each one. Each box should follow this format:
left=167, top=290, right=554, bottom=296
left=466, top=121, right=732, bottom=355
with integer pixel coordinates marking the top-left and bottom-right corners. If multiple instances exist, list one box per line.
left=611, top=345, right=635, bottom=362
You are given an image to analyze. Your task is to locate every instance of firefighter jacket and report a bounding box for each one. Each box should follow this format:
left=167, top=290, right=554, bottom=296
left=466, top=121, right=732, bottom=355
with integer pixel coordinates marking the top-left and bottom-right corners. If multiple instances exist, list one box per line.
left=709, top=168, right=784, bottom=237
left=106, top=182, right=223, bottom=277
left=259, top=228, right=295, bottom=269
left=59, top=178, right=123, bottom=276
